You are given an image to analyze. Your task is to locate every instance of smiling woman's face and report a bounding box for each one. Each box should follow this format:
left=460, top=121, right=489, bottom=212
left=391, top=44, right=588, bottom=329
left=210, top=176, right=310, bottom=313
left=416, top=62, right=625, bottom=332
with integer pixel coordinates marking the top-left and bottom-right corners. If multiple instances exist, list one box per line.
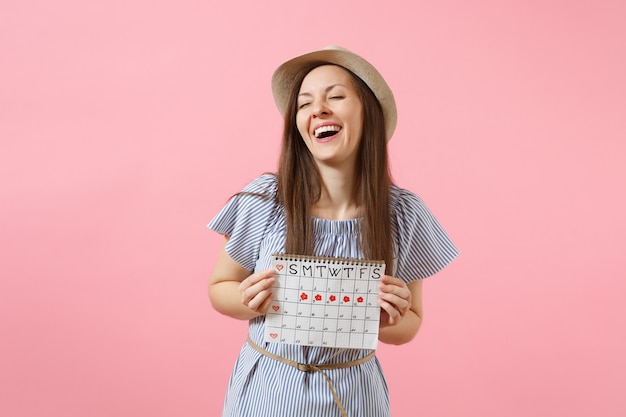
left=296, top=65, right=363, bottom=168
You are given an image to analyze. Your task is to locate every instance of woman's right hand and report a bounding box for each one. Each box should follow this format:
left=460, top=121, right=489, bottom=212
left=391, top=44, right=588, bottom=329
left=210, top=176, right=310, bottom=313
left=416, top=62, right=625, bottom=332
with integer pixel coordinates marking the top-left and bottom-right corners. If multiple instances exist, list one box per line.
left=210, top=238, right=276, bottom=320
left=239, top=269, right=276, bottom=315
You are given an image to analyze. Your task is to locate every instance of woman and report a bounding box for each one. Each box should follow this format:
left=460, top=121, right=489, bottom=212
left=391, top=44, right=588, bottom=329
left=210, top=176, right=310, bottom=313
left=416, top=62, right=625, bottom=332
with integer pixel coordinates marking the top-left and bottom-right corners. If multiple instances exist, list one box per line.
left=208, top=46, right=458, bottom=417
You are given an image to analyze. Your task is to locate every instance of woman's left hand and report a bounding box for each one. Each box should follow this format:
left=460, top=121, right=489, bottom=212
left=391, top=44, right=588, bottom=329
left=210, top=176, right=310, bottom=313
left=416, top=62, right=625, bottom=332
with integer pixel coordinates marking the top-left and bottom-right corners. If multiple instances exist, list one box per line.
left=379, top=275, right=412, bottom=327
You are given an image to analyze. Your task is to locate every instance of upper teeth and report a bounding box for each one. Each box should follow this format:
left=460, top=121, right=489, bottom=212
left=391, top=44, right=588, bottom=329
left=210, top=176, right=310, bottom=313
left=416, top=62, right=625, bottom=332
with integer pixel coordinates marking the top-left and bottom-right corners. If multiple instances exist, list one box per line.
left=314, top=125, right=341, bottom=138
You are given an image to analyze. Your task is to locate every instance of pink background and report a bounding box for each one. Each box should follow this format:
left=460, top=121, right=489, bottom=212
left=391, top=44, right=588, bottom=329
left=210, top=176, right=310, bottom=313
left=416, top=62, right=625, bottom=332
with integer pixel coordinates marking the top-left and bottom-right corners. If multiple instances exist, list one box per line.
left=1, top=1, right=625, bottom=416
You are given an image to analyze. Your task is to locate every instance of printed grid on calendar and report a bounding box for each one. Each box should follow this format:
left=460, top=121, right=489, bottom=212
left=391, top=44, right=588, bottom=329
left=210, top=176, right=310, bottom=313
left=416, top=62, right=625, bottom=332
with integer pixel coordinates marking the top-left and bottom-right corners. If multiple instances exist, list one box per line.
left=264, top=254, right=385, bottom=350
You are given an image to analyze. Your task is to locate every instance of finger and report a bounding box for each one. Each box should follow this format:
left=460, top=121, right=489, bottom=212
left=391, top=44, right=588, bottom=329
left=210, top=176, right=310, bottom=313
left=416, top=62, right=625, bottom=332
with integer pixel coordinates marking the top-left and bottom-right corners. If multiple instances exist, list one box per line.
left=381, top=274, right=405, bottom=286
left=379, top=283, right=411, bottom=300
left=379, top=297, right=409, bottom=320
left=380, top=275, right=406, bottom=292
left=247, top=288, right=273, bottom=311
left=380, top=276, right=411, bottom=298
left=241, top=275, right=275, bottom=305
left=379, top=298, right=400, bottom=325
left=379, top=292, right=411, bottom=315
left=241, top=269, right=275, bottom=290
left=256, top=292, right=275, bottom=314
left=379, top=288, right=411, bottom=315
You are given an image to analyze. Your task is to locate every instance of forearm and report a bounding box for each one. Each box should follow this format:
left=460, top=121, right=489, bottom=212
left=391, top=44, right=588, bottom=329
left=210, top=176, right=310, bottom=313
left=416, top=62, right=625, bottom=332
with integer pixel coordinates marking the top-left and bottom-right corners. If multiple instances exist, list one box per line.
left=378, top=310, right=422, bottom=345
left=209, top=280, right=262, bottom=321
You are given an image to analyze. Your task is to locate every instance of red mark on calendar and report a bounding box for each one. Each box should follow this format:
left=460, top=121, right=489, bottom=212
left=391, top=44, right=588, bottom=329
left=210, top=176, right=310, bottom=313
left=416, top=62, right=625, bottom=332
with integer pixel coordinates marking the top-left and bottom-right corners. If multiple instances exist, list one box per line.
left=315, top=294, right=322, bottom=301
left=343, top=296, right=350, bottom=302
left=300, top=292, right=308, bottom=301
left=357, top=296, right=364, bottom=303
left=329, top=295, right=336, bottom=302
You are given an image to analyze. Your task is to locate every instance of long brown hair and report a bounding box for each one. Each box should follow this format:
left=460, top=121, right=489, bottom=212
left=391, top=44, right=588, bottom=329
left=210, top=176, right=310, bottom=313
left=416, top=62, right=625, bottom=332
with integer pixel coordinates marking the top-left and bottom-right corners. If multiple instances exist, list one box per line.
left=276, top=62, right=394, bottom=271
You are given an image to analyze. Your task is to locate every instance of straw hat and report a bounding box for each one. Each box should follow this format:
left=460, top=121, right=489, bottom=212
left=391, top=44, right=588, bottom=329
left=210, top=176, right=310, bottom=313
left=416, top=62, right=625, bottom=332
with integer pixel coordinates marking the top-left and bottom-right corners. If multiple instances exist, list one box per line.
left=271, top=46, right=397, bottom=141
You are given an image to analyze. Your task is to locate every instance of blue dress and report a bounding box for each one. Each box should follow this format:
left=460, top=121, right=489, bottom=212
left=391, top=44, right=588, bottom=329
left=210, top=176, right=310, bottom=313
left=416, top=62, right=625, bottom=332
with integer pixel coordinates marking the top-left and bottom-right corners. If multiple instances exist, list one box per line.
left=208, top=174, right=458, bottom=417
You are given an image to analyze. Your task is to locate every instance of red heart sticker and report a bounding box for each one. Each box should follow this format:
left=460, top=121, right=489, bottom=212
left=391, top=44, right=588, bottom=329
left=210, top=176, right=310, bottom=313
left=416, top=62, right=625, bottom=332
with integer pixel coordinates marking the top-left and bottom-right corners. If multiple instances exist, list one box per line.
left=269, top=333, right=278, bottom=339
left=272, top=305, right=280, bottom=311
left=276, top=264, right=284, bottom=271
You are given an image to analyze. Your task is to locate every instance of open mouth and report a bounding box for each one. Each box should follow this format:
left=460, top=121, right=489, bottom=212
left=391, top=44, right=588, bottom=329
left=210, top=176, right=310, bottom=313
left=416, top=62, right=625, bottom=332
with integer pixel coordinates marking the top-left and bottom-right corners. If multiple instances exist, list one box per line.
left=314, top=125, right=341, bottom=139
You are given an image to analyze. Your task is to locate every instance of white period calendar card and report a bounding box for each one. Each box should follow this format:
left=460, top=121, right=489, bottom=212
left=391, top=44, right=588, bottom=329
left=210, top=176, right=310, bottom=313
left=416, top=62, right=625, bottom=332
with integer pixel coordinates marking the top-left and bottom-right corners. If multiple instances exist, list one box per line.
left=264, top=254, right=385, bottom=350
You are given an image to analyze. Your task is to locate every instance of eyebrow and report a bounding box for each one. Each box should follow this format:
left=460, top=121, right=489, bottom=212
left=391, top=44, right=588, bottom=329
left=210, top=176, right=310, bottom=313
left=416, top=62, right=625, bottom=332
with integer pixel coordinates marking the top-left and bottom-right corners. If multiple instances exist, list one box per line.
left=298, top=83, right=347, bottom=98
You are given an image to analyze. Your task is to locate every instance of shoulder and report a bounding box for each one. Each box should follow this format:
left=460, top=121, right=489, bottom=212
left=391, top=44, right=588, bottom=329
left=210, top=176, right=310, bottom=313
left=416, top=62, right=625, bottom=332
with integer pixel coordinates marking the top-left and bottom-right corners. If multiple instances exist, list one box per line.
left=389, top=184, right=429, bottom=216
left=209, top=174, right=281, bottom=238
left=241, top=173, right=278, bottom=195
left=228, top=173, right=279, bottom=215
left=389, top=183, right=450, bottom=241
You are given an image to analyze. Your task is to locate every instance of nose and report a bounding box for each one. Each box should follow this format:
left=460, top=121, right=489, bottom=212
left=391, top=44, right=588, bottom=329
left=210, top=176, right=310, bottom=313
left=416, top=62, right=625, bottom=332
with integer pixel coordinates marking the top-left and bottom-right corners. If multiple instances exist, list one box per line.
left=311, top=99, right=331, bottom=118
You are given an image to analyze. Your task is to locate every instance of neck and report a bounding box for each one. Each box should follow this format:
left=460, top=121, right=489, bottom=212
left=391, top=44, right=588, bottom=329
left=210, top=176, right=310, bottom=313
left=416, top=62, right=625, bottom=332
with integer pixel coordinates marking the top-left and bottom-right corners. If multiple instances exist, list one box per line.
left=312, top=163, right=360, bottom=220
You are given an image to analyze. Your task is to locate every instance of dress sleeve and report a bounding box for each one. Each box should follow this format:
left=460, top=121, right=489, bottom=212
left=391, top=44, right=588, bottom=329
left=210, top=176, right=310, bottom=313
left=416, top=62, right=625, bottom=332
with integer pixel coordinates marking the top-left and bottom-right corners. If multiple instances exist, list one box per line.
left=207, top=174, right=279, bottom=271
left=392, top=187, right=459, bottom=281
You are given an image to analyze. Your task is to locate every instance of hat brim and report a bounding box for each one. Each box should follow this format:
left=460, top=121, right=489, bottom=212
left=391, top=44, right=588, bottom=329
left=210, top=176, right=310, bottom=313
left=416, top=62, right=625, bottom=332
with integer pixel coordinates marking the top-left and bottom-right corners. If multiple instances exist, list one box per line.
left=271, top=46, right=397, bottom=142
